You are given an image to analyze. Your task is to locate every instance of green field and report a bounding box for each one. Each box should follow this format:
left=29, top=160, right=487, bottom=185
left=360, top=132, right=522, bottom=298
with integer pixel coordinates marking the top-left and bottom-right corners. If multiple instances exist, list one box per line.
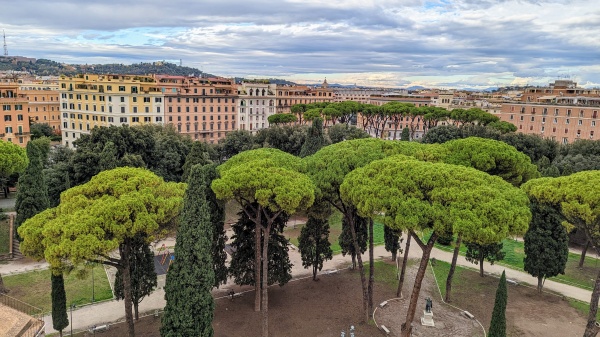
left=0, top=217, right=9, bottom=255
left=286, top=211, right=386, bottom=254
left=423, top=230, right=599, bottom=290
left=3, top=266, right=113, bottom=313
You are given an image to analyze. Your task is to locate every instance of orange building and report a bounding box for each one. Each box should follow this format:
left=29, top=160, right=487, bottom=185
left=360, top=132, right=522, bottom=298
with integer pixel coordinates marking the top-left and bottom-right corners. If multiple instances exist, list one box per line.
left=0, top=84, right=30, bottom=146
left=158, top=75, right=238, bottom=143
left=498, top=80, right=600, bottom=144
left=20, top=82, right=61, bottom=132
left=275, top=83, right=335, bottom=115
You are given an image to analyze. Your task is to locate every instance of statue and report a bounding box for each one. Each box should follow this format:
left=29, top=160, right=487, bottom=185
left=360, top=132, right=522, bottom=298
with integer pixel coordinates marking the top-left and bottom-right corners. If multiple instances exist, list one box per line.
left=425, top=297, right=433, bottom=313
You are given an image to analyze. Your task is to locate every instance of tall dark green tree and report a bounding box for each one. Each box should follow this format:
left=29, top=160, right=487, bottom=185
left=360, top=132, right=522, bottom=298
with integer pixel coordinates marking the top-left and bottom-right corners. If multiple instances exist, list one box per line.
left=114, top=235, right=157, bottom=320
left=199, top=164, right=228, bottom=287
left=298, top=217, right=333, bottom=280
left=400, top=127, right=410, bottom=141
left=489, top=270, right=508, bottom=337
left=51, top=271, right=69, bottom=337
left=524, top=202, right=569, bottom=292
left=15, top=141, right=49, bottom=238
left=384, top=226, right=402, bottom=261
left=228, top=208, right=293, bottom=287
left=339, top=213, right=368, bottom=270
left=182, top=142, right=215, bottom=182
left=299, top=118, right=330, bottom=158
left=327, top=123, right=370, bottom=144
left=254, top=125, right=308, bottom=156
left=161, top=166, right=215, bottom=337
left=465, top=242, right=506, bottom=277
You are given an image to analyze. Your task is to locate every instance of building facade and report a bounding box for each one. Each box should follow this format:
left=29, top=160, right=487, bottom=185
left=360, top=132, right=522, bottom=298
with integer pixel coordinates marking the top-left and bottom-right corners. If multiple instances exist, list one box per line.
left=20, top=82, right=61, bottom=132
left=0, top=84, right=30, bottom=146
left=498, top=80, right=600, bottom=143
left=237, top=82, right=277, bottom=133
left=159, top=75, right=238, bottom=143
left=58, top=74, right=164, bottom=148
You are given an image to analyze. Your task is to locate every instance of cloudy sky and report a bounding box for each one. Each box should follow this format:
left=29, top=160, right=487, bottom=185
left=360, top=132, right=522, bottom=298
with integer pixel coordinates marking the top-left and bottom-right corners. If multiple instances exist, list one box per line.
left=2, top=0, right=599, bottom=88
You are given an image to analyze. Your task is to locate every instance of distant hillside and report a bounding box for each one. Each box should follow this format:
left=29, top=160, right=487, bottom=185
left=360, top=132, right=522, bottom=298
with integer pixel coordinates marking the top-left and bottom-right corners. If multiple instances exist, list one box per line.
left=0, top=57, right=214, bottom=77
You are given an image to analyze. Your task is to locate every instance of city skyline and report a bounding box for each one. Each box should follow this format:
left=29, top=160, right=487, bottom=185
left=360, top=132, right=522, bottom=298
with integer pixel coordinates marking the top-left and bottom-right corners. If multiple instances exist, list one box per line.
left=1, top=0, right=598, bottom=89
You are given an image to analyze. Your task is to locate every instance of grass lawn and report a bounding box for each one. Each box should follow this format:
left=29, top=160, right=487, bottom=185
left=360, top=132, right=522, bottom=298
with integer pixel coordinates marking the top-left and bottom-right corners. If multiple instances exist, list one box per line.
left=568, top=298, right=600, bottom=321
left=286, top=211, right=385, bottom=254
left=423, top=230, right=599, bottom=291
left=3, top=266, right=113, bottom=313
left=0, top=217, right=9, bottom=255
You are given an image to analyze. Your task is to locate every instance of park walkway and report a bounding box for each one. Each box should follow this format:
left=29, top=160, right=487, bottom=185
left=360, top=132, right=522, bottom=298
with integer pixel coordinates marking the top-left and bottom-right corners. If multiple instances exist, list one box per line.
left=35, top=233, right=597, bottom=334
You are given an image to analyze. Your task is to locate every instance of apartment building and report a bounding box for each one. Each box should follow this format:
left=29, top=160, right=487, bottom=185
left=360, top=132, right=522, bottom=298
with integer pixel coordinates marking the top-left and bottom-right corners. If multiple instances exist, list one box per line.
left=237, top=82, right=277, bottom=133
left=58, top=74, right=164, bottom=148
left=0, top=84, right=30, bottom=146
left=20, top=82, right=61, bottom=132
left=158, top=75, right=237, bottom=143
left=275, top=83, right=335, bottom=115
left=498, top=80, right=600, bottom=143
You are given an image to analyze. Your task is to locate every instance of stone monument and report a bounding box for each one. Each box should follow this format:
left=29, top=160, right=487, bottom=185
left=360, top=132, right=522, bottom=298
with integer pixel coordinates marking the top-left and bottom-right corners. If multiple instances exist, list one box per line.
left=421, top=297, right=435, bottom=327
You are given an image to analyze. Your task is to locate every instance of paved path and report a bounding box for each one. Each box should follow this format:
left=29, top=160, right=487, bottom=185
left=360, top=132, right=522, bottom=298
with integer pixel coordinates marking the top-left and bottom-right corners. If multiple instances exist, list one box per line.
left=0, top=196, right=15, bottom=210
left=24, top=234, right=598, bottom=334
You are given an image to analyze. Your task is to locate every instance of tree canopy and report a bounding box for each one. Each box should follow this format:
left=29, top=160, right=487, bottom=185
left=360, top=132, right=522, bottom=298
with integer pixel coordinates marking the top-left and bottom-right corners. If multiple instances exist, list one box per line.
left=0, top=140, right=28, bottom=197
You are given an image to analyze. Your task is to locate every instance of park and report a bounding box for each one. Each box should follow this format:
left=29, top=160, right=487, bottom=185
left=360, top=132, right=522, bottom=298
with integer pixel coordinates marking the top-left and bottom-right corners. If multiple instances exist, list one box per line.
left=2, top=115, right=600, bottom=337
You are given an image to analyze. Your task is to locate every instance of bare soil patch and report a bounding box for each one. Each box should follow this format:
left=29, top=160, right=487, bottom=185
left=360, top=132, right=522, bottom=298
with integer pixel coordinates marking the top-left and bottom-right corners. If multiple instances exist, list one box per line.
left=77, top=258, right=588, bottom=337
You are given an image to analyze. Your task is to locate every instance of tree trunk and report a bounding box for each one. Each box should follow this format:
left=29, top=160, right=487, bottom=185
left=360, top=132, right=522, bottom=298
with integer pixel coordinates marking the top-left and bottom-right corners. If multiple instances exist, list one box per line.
left=347, top=214, right=369, bottom=322
left=351, top=253, right=356, bottom=270
left=392, top=250, right=397, bottom=262
left=580, top=241, right=591, bottom=268
left=254, top=218, right=262, bottom=312
left=402, top=231, right=438, bottom=337
left=0, top=273, right=7, bottom=294
left=368, top=219, right=374, bottom=315
left=537, top=276, right=544, bottom=293
left=261, top=223, right=272, bottom=337
left=584, top=268, right=600, bottom=337
left=479, top=251, right=485, bottom=277
left=59, top=331, right=63, bottom=337
left=396, top=234, right=411, bottom=298
left=445, top=233, right=462, bottom=303
left=120, top=244, right=135, bottom=337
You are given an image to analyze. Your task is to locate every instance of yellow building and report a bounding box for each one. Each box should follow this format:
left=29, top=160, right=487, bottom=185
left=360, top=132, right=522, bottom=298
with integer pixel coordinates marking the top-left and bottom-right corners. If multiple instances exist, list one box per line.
left=0, top=84, right=30, bottom=146
left=58, top=74, right=164, bottom=148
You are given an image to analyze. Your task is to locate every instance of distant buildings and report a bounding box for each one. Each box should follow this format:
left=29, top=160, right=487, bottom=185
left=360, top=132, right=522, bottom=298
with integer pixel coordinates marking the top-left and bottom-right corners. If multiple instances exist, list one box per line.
left=497, top=80, right=600, bottom=143
left=0, top=84, right=30, bottom=145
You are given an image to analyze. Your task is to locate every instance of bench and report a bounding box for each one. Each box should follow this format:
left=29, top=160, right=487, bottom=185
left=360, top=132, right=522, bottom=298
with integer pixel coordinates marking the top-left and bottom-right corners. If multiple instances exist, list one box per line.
left=379, top=301, right=388, bottom=308
left=463, top=311, right=475, bottom=319
left=325, top=269, right=339, bottom=275
left=381, top=325, right=390, bottom=335
left=507, top=279, right=518, bottom=285
left=90, top=324, right=109, bottom=333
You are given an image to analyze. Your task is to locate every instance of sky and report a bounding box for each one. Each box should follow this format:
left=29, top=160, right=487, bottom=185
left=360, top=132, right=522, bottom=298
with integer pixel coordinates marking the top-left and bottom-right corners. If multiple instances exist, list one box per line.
left=1, top=0, right=599, bottom=89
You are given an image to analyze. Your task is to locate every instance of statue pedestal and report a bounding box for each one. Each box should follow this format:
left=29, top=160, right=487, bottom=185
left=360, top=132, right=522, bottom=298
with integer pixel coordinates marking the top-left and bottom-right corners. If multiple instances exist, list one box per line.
left=421, top=310, right=435, bottom=327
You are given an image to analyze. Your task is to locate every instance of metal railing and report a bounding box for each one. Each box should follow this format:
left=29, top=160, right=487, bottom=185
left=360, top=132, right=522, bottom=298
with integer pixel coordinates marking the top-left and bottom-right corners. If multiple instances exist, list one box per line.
left=0, top=293, right=45, bottom=337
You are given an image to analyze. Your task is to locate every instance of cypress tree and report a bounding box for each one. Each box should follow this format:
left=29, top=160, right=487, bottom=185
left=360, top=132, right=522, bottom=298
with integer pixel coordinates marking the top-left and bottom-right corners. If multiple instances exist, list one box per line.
left=114, top=235, right=157, bottom=320
left=401, top=127, right=410, bottom=141
left=339, top=213, right=368, bottom=269
left=199, top=164, right=228, bottom=288
left=51, top=272, right=69, bottom=337
left=15, top=142, right=50, bottom=236
left=182, top=142, right=215, bottom=182
left=299, top=117, right=330, bottom=158
left=298, top=217, right=333, bottom=280
left=488, top=270, right=508, bottom=337
left=229, top=207, right=292, bottom=287
left=384, top=226, right=402, bottom=261
left=161, top=165, right=215, bottom=337
left=524, top=202, right=568, bottom=292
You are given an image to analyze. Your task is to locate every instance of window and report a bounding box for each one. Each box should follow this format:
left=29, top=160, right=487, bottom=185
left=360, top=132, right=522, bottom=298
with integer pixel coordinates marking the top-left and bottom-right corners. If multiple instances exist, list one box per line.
left=156, top=117, right=162, bottom=122
left=5, top=126, right=12, bottom=133
left=566, top=119, right=570, bottom=125
left=530, top=116, right=535, bottom=122
left=155, top=97, right=162, bottom=103
left=144, top=117, right=151, bottom=122
left=120, top=117, right=127, bottom=123
left=120, top=97, right=125, bottom=103
left=593, top=121, right=596, bottom=127
left=119, top=86, right=126, bottom=92
left=3, top=115, right=11, bottom=122
left=132, top=117, right=139, bottom=122
left=3, top=105, right=11, bottom=111
left=579, top=120, right=583, bottom=125
left=133, top=107, right=138, bottom=113
left=14, top=105, right=22, bottom=111
left=519, top=116, right=524, bottom=121
left=107, top=85, right=112, bottom=91
left=554, top=109, right=559, bottom=116
left=108, top=117, right=114, bottom=122
left=567, top=109, right=572, bottom=117
left=509, top=115, right=514, bottom=120
left=144, top=97, right=151, bottom=103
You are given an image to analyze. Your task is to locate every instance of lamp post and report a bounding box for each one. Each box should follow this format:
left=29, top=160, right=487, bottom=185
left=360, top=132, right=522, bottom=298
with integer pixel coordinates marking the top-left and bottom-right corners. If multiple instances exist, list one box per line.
left=70, top=303, right=76, bottom=336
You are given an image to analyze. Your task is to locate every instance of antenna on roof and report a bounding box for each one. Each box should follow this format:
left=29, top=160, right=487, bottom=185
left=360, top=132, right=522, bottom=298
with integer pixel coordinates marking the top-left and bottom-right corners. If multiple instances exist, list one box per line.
left=3, top=30, right=7, bottom=56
